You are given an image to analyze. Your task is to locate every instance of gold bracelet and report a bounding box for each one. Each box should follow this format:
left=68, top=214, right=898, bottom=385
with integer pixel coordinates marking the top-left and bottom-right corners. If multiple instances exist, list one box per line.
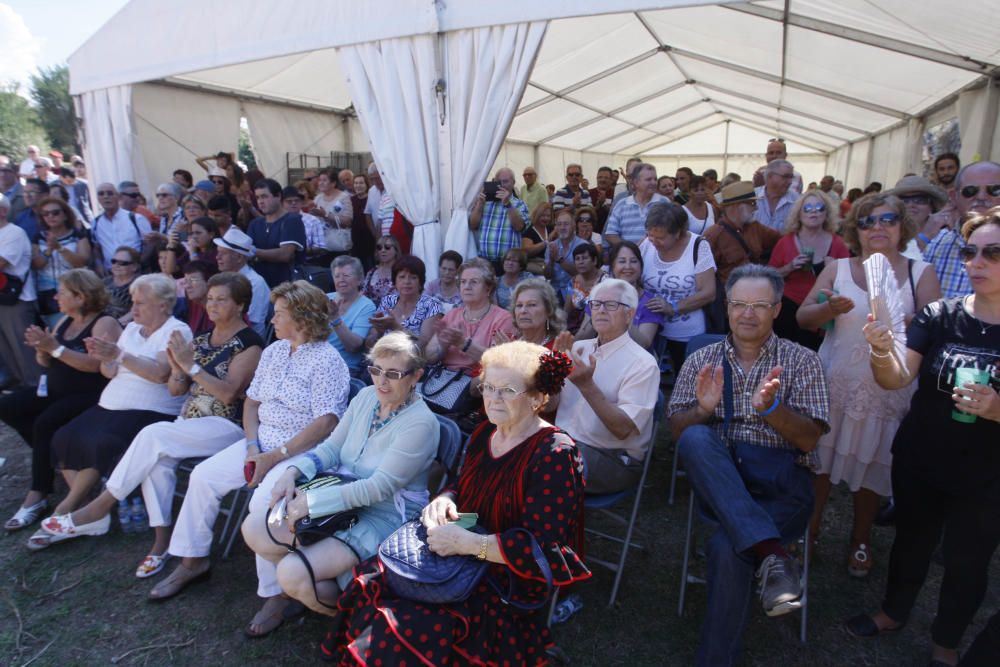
left=477, top=534, right=489, bottom=561
left=869, top=346, right=892, bottom=359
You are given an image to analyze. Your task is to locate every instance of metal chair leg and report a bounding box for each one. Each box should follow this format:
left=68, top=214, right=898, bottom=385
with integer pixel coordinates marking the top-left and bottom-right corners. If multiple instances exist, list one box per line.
left=800, top=527, right=809, bottom=644
left=678, top=489, right=696, bottom=617
left=221, top=487, right=251, bottom=559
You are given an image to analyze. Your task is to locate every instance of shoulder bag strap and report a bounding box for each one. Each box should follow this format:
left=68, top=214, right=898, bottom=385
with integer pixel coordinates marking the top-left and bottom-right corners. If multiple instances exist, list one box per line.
left=719, top=222, right=757, bottom=262
left=488, top=527, right=553, bottom=611
left=264, top=500, right=341, bottom=611
left=907, top=258, right=916, bottom=305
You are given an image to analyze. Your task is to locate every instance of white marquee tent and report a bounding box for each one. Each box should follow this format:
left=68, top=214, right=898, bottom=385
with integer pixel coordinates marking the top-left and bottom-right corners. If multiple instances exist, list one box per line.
left=69, top=0, right=1000, bottom=276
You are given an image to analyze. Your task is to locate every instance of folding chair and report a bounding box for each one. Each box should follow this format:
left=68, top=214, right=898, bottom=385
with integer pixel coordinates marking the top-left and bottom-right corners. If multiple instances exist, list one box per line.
left=433, top=415, right=465, bottom=494
left=582, top=390, right=665, bottom=607
left=677, top=491, right=810, bottom=643
left=668, top=333, right=726, bottom=505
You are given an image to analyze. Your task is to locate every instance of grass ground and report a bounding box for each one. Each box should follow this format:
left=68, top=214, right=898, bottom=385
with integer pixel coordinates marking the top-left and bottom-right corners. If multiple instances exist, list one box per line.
left=1, top=419, right=997, bottom=666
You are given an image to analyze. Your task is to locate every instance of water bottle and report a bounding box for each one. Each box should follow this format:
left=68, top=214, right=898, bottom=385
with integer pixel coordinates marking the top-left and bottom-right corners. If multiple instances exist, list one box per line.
left=36, top=374, right=48, bottom=398
left=130, top=497, right=149, bottom=532
left=118, top=499, right=133, bottom=533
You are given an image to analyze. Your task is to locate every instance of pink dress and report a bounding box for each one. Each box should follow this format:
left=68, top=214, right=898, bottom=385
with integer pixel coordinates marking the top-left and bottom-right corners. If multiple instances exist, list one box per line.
left=816, top=258, right=927, bottom=495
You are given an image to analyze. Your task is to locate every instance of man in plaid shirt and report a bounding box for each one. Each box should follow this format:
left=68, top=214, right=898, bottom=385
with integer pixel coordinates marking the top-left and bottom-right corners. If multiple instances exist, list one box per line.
left=469, top=167, right=528, bottom=274
left=924, top=161, right=1000, bottom=298
left=667, top=263, right=830, bottom=667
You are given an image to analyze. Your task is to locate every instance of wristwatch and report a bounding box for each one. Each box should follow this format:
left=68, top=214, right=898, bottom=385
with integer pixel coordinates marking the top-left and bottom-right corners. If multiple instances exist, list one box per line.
left=279, top=445, right=290, bottom=458
left=52, top=345, right=66, bottom=359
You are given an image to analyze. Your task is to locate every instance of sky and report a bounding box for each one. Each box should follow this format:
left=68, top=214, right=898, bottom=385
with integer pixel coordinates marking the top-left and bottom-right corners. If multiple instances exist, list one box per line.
left=0, top=0, right=128, bottom=93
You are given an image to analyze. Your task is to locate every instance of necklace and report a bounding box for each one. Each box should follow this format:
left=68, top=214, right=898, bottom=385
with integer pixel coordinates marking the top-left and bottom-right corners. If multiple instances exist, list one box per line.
left=463, top=303, right=491, bottom=323
left=966, top=296, right=999, bottom=335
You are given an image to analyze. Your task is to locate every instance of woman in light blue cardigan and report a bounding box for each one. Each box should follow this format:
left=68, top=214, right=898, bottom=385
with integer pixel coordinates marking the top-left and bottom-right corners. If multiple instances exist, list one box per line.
left=242, top=332, right=439, bottom=636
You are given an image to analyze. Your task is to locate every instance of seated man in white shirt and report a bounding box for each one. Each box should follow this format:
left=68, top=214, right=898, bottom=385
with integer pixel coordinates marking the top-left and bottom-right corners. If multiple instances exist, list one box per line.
left=553, top=278, right=659, bottom=494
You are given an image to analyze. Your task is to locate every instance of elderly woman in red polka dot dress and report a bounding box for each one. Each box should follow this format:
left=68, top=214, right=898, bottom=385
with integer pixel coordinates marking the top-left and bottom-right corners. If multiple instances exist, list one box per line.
left=322, top=341, right=590, bottom=665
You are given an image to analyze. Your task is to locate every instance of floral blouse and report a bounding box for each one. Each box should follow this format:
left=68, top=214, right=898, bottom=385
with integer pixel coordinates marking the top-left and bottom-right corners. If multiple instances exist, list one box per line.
left=377, top=293, right=442, bottom=337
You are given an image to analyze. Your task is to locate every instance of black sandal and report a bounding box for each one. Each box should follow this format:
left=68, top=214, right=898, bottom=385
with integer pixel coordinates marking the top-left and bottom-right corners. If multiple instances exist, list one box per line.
left=844, top=613, right=904, bottom=637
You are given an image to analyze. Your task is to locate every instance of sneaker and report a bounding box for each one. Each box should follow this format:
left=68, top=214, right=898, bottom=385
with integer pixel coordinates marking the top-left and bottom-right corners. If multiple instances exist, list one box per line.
left=756, top=554, right=803, bottom=617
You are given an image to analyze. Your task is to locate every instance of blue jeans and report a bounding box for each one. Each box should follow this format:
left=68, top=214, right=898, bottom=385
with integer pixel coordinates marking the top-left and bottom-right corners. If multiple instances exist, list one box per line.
left=678, top=425, right=813, bottom=667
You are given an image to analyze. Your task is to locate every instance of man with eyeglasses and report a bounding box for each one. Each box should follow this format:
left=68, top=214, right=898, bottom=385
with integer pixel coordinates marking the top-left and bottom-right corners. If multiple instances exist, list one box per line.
left=705, top=182, right=781, bottom=284
left=604, top=163, right=668, bottom=248
left=752, top=139, right=804, bottom=194
left=552, top=278, right=659, bottom=495
left=117, top=181, right=158, bottom=229
left=668, top=263, right=829, bottom=666
left=923, top=160, right=1000, bottom=298
left=155, top=182, right=185, bottom=238
left=0, top=160, right=26, bottom=220
left=551, top=163, right=592, bottom=212
left=519, top=166, right=548, bottom=216
left=469, top=167, right=528, bottom=274
left=754, top=160, right=800, bottom=232
left=92, top=182, right=152, bottom=275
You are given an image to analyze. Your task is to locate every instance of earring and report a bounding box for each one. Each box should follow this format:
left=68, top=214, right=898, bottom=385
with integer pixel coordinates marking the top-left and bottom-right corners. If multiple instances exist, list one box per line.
left=545, top=318, right=551, bottom=331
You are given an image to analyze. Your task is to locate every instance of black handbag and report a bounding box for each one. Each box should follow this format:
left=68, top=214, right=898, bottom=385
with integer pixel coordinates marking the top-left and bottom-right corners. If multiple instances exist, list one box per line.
left=37, top=289, right=59, bottom=316
left=378, top=519, right=552, bottom=609
left=0, top=272, right=26, bottom=306
left=416, top=364, right=475, bottom=414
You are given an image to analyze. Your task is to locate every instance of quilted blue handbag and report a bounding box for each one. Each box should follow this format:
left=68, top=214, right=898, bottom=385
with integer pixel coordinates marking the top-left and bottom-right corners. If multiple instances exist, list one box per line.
left=378, top=519, right=552, bottom=608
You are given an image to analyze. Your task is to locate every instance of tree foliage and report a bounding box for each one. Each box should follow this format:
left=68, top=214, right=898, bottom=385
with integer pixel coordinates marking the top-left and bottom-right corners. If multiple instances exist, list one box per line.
left=239, top=124, right=257, bottom=170
left=0, top=84, right=46, bottom=159
left=29, top=65, right=80, bottom=156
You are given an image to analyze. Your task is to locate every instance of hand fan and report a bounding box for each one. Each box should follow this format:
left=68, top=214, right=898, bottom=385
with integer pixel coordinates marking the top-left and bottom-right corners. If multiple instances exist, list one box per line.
left=863, top=252, right=907, bottom=364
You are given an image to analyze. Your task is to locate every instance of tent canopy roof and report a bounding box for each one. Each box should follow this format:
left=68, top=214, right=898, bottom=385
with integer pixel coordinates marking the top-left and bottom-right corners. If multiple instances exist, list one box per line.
left=69, top=0, right=1000, bottom=158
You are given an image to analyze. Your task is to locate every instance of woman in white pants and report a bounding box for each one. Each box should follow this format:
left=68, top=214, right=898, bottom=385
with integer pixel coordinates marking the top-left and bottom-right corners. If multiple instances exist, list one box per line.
left=149, top=280, right=350, bottom=602
left=40, top=272, right=263, bottom=577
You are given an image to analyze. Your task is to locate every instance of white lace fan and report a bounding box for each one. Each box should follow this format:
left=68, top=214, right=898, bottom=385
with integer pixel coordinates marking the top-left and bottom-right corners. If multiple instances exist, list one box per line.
left=863, top=252, right=907, bottom=364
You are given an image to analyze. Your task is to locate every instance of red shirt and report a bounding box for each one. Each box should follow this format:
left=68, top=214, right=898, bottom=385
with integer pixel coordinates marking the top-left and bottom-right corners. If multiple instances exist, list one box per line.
left=768, top=233, right=850, bottom=304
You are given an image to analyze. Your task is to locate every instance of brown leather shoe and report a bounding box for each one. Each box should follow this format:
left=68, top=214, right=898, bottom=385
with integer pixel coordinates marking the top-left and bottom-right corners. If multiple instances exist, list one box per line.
left=148, top=562, right=210, bottom=601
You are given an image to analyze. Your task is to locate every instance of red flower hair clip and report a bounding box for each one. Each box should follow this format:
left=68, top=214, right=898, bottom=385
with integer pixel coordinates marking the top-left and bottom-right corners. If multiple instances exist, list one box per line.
left=535, top=350, right=573, bottom=395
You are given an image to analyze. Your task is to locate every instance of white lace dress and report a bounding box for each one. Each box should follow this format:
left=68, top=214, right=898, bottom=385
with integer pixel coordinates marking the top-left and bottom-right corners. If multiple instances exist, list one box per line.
left=816, top=257, right=927, bottom=495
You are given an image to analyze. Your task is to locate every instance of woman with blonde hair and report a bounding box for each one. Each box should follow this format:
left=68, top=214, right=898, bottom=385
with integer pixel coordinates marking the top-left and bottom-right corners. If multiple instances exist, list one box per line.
left=798, top=193, right=941, bottom=577
left=768, top=189, right=850, bottom=349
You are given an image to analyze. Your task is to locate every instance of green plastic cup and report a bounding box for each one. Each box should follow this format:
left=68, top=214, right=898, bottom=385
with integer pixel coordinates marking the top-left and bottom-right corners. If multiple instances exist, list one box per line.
left=952, top=367, right=990, bottom=423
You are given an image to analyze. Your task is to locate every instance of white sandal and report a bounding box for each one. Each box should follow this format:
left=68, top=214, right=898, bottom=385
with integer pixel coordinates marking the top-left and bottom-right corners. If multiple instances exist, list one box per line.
left=4, top=499, right=48, bottom=531
left=136, top=553, right=171, bottom=578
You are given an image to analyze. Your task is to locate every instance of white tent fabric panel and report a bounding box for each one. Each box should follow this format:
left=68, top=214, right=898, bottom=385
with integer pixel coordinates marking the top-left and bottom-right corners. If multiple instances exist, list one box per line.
left=958, top=84, right=1000, bottom=166
left=587, top=129, right=658, bottom=156
left=76, top=84, right=148, bottom=197
left=614, top=86, right=705, bottom=126
left=132, top=83, right=241, bottom=191
left=826, top=145, right=850, bottom=184
left=645, top=122, right=818, bottom=156
left=508, top=99, right=599, bottom=145
left=847, top=139, right=872, bottom=188
left=243, top=102, right=351, bottom=183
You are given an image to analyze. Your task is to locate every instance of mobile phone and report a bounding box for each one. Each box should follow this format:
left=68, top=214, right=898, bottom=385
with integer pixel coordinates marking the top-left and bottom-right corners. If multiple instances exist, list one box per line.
left=177, top=231, right=189, bottom=244
left=244, top=460, right=256, bottom=484
left=452, top=512, right=479, bottom=529
left=483, top=180, right=500, bottom=202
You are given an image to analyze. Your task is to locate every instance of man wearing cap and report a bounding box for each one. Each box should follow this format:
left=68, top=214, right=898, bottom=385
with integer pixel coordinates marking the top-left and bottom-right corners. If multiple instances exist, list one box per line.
left=246, top=178, right=306, bottom=287
left=604, top=162, right=669, bottom=247
left=704, top=182, right=781, bottom=284
left=215, top=227, right=269, bottom=337
left=520, top=166, right=548, bottom=216
left=0, top=160, right=25, bottom=220
left=885, top=176, right=948, bottom=260
left=754, top=160, right=800, bottom=232
left=923, top=160, right=1000, bottom=298
left=92, top=182, right=153, bottom=274
left=193, top=180, right=215, bottom=205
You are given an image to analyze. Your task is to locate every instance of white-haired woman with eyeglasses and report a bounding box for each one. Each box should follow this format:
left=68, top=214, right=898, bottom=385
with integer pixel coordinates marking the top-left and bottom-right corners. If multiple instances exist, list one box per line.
left=241, top=331, right=438, bottom=635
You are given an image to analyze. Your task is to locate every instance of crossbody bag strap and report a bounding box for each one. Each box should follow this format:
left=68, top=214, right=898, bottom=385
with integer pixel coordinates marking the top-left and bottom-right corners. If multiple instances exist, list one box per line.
left=720, top=222, right=757, bottom=262
left=488, top=527, right=553, bottom=611
left=264, top=503, right=341, bottom=611
left=907, top=258, right=916, bottom=305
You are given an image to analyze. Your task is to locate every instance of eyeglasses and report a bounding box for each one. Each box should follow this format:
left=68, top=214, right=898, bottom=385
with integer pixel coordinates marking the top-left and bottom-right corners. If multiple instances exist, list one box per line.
left=210, top=178, right=226, bottom=184
left=110, top=259, right=135, bottom=266
left=376, top=244, right=395, bottom=250
left=367, top=365, right=414, bottom=381
left=960, top=184, right=1000, bottom=199
left=857, top=212, right=901, bottom=230
left=958, top=243, right=1000, bottom=263
left=900, top=194, right=932, bottom=206
left=802, top=203, right=826, bottom=213
left=480, top=381, right=526, bottom=400
left=121, top=191, right=141, bottom=198
left=155, top=193, right=173, bottom=198
left=577, top=216, right=594, bottom=222
left=728, top=300, right=777, bottom=315
left=97, top=190, right=116, bottom=196
left=41, top=208, right=63, bottom=217
left=587, top=299, right=628, bottom=312
left=566, top=172, right=582, bottom=178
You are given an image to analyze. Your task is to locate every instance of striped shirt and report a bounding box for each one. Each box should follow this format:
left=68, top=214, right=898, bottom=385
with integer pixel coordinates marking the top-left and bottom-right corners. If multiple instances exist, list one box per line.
left=667, top=333, right=830, bottom=469
left=477, top=196, right=529, bottom=260
left=923, top=228, right=970, bottom=298
left=604, top=193, right=670, bottom=244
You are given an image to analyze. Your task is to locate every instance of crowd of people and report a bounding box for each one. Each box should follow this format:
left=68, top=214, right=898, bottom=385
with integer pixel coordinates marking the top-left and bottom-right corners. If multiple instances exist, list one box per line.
left=0, top=139, right=997, bottom=666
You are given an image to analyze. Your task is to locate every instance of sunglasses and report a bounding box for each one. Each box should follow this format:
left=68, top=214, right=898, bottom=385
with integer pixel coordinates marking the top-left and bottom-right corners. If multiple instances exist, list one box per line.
left=97, top=190, right=116, bottom=196
left=900, top=194, right=932, bottom=206
left=210, top=178, right=226, bottom=184
left=367, top=365, right=414, bottom=381
left=155, top=193, right=173, bottom=198
left=960, top=184, right=1000, bottom=199
left=376, top=244, right=396, bottom=250
left=121, top=191, right=141, bottom=198
left=567, top=172, right=582, bottom=178
left=802, top=203, right=826, bottom=213
left=958, top=243, right=1000, bottom=263
left=110, top=259, right=135, bottom=266
left=857, top=212, right=901, bottom=230
left=41, top=209, right=63, bottom=217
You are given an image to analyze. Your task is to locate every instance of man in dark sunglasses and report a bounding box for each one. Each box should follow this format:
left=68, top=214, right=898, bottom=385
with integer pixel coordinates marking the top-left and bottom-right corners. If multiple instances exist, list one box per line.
left=92, top=181, right=153, bottom=275
left=551, top=163, right=592, bottom=212
left=923, top=160, right=1000, bottom=298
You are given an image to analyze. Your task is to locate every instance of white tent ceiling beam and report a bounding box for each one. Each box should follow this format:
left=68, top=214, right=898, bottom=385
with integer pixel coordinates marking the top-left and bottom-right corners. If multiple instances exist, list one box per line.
left=695, top=82, right=872, bottom=136
left=727, top=119, right=830, bottom=155
left=617, top=111, right=724, bottom=155
left=529, top=84, right=646, bottom=143
left=665, top=44, right=908, bottom=119
left=515, top=49, right=661, bottom=115
left=160, top=77, right=353, bottom=116
left=580, top=99, right=709, bottom=152
left=728, top=3, right=996, bottom=75
left=721, top=115, right=835, bottom=153
left=709, top=100, right=847, bottom=146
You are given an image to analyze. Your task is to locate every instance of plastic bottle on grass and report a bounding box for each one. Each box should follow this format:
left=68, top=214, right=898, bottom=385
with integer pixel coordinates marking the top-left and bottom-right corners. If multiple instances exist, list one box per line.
left=118, top=499, right=132, bottom=533
left=130, top=497, right=149, bottom=532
